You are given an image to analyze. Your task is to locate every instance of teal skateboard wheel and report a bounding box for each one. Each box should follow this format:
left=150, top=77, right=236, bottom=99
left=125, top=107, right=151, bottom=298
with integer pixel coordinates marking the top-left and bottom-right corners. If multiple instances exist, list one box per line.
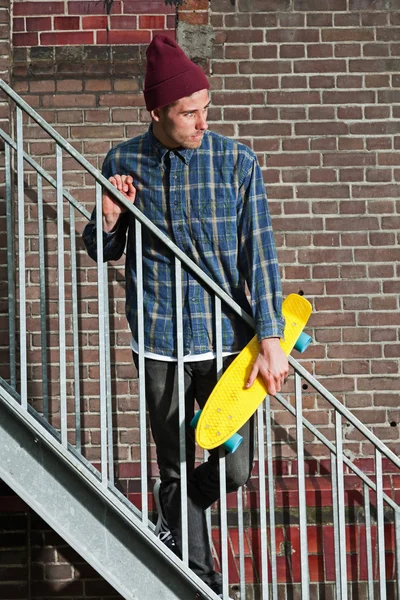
left=294, top=331, right=312, bottom=353
left=190, top=409, right=202, bottom=428
left=223, top=433, right=243, bottom=454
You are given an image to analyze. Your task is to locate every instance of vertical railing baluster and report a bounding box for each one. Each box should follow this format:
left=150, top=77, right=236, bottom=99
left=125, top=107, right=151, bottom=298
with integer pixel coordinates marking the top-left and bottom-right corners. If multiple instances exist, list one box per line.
left=175, top=257, right=188, bottom=565
left=375, top=450, right=387, bottom=600
left=364, top=483, right=374, bottom=600
left=206, top=457, right=212, bottom=544
left=395, top=509, right=400, bottom=600
left=335, top=413, right=348, bottom=600
left=331, top=455, right=341, bottom=600
left=136, top=220, right=148, bottom=524
left=69, top=202, right=80, bottom=446
left=237, top=486, right=246, bottom=600
left=295, top=373, right=309, bottom=600
left=95, top=181, right=108, bottom=483
left=216, top=296, right=229, bottom=600
left=16, top=107, right=27, bottom=407
left=37, top=173, right=49, bottom=419
left=37, top=174, right=49, bottom=420
left=266, top=394, right=278, bottom=600
left=56, top=144, right=67, bottom=444
left=257, top=403, right=269, bottom=600
left=104, top=263, right=114, bottom=487
left=5, top=142, right=16, bottom=389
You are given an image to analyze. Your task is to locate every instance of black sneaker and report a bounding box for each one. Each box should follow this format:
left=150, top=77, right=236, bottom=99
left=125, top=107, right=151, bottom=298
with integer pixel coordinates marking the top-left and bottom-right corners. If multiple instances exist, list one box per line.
left=153, top=479, right=180, bottom=556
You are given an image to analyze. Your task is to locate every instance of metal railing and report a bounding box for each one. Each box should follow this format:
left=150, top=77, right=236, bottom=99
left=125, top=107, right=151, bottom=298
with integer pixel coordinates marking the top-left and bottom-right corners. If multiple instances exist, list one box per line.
left=0, top=77, right=399, bottom=600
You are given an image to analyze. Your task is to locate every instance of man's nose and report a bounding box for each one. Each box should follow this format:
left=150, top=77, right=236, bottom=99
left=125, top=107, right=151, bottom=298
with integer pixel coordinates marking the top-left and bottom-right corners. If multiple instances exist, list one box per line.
left=197, top=113, right=208, bottom=131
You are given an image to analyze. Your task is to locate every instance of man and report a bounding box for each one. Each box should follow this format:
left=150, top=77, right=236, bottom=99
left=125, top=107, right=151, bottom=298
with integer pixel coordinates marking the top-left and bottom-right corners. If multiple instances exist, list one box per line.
left=83, top=35, right=288, bottom=599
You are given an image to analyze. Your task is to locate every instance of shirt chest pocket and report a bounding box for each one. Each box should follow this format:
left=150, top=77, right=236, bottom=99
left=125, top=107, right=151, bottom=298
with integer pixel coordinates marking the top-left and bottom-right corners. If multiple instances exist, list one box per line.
left=189, top=191, right=236, bottom=251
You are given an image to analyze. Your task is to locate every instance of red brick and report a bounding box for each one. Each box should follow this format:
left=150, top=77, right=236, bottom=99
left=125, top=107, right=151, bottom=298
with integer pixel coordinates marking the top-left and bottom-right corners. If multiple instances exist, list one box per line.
left=337, top=75, right=362, bottom=88
left=335, top=43, right=361, bottom=57
left=267, top=91, right=320, bottom=105
left=307, top=43, right=333, bottom=58
left=54, top=17, right=81, bottom=30
left=363, top=43, right=390, bottom=57
left=252, top=45, right=278, bottom=59
left=96, top=30, right=150, bottom=44
left=297, top=185, right=350, bottom=199
left=138, top=15, right=165, bottom=29
left=123, top=1, right=173, bottom=15
left=82, top=16, right=108, bottom=29
left=99, top=93, right=145, bottom=107
left=294, top=59, right=347, bottom=73
left=240, top=60, right=291, bottom=74
left=14, top=1, right=64, bottom=16
left=13, top=32, right=38, bottom=46
left=13, top=17, right=25, bottom=32
left=280, top=44, right=305, bottom=59
left=41, top=94, right=96, bottom=108
left=110, top=16, right=138, bottom=29
left=324, top=152, right=375, bottom=167
left=68, top=1, right=122, bottom=14
left=295, top=0, right=346, bottom=8
left=40, top=31, right=93, bottom=45
left=281, top=75, right=307, bottom=88
left=178, top=11, right=208, bottom=25
left=225, top=30, right=263, bottom=43
left=350, top=58, right=399, bottom=72
left=335, top=12, right=360, bottom=27
left=309, top=75, right=335, bottom=88
left=26, top=16, right=51, bottom=31
left=279, top=13, right=305, bottom=27
left=295, top=122, right=348, bottom=136
left=322, top=28, right=374, bottom=42
left=307, top=13, right=333, bottom=27
left=323, top=90, right=375, bottom=104
left=179, top=0, right=208, bottom=8
left=266, top=28, right=319, bottom=43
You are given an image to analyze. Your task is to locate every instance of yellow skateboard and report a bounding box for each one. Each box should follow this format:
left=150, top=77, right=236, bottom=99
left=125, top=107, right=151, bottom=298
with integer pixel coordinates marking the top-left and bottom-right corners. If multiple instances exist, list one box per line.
left=191, top=294, right=312, bottom=453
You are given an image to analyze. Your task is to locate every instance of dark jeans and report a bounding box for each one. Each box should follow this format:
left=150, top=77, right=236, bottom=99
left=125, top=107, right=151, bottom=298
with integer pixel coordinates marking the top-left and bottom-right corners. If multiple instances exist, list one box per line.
left=133, top=353, right=255, bottom=592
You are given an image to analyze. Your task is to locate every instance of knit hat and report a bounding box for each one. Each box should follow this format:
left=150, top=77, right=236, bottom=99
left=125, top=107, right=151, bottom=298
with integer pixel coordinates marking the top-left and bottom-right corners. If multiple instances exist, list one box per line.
left=144, top=34, right=209, bottom=111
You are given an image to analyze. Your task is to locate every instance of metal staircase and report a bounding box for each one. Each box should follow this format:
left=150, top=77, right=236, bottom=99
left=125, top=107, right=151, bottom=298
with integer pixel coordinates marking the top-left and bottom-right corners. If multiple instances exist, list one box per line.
left=0, top=78, right=399, bottom=600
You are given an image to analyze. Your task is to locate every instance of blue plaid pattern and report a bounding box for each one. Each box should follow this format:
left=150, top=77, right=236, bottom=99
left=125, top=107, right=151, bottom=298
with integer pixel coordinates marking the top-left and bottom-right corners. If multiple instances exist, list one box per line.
left=83, top=126, right=284, bottom=358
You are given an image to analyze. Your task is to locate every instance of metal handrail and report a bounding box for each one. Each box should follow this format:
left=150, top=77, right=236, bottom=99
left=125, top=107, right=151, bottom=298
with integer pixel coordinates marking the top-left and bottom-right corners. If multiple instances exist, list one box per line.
left=1, top=76, right=399, bottom=600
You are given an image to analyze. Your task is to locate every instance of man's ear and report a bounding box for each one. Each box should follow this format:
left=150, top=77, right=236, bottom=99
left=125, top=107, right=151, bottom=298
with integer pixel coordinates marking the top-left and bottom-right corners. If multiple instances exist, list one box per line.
left=151, top=108, right=161, bottom=122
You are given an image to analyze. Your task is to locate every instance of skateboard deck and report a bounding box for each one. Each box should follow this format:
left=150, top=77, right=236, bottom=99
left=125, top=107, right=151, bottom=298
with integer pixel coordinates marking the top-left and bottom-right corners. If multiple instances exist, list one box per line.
left=195, top=293, right=312, bottom=451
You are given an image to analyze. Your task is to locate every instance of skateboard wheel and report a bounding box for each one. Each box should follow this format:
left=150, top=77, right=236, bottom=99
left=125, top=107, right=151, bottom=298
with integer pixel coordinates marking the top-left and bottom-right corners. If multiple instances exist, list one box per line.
left=223, top=433, right=243, bottom=454
left=294, top=331, right=312, bottom=353
left=190, top=410, right=202, bottom=429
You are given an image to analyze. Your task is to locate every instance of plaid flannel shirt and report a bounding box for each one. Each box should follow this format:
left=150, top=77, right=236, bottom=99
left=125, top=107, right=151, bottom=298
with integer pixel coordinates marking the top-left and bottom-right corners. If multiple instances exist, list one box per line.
left=82, top=126, right=285, bottom=358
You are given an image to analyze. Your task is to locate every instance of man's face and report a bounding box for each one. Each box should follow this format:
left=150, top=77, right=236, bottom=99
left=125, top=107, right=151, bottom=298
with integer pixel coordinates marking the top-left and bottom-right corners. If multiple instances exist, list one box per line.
left=152, top=89, right=210, bottom=150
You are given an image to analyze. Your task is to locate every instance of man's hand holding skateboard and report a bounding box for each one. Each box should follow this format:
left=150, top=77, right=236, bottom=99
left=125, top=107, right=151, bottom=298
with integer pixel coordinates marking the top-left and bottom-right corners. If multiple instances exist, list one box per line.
left=102, top=174, right=136, bottom=233
left=246, top=337, right=289, bottom=396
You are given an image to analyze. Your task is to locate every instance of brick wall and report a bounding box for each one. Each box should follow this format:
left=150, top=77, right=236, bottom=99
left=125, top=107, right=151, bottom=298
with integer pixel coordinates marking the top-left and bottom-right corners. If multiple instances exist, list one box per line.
left=12, top=0, right=176, bottom=47
left=208, top=0, right=400, bottom=459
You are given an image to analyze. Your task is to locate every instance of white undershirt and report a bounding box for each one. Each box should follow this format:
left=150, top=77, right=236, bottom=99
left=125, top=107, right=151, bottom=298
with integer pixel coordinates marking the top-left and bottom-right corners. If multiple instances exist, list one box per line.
left=130, top=337, right=239, bottom=362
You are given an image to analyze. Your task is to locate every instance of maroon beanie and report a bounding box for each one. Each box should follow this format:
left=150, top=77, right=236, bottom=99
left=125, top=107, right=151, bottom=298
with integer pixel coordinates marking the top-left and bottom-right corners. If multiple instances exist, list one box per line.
left=144, top=34, right=210, bottom=111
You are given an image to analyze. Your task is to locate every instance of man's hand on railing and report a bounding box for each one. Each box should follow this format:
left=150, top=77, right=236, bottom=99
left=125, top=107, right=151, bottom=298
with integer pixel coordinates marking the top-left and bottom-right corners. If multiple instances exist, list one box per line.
left=102, top=174, right=136, bottom=233
left=245, top=337, right=289, bottom=396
